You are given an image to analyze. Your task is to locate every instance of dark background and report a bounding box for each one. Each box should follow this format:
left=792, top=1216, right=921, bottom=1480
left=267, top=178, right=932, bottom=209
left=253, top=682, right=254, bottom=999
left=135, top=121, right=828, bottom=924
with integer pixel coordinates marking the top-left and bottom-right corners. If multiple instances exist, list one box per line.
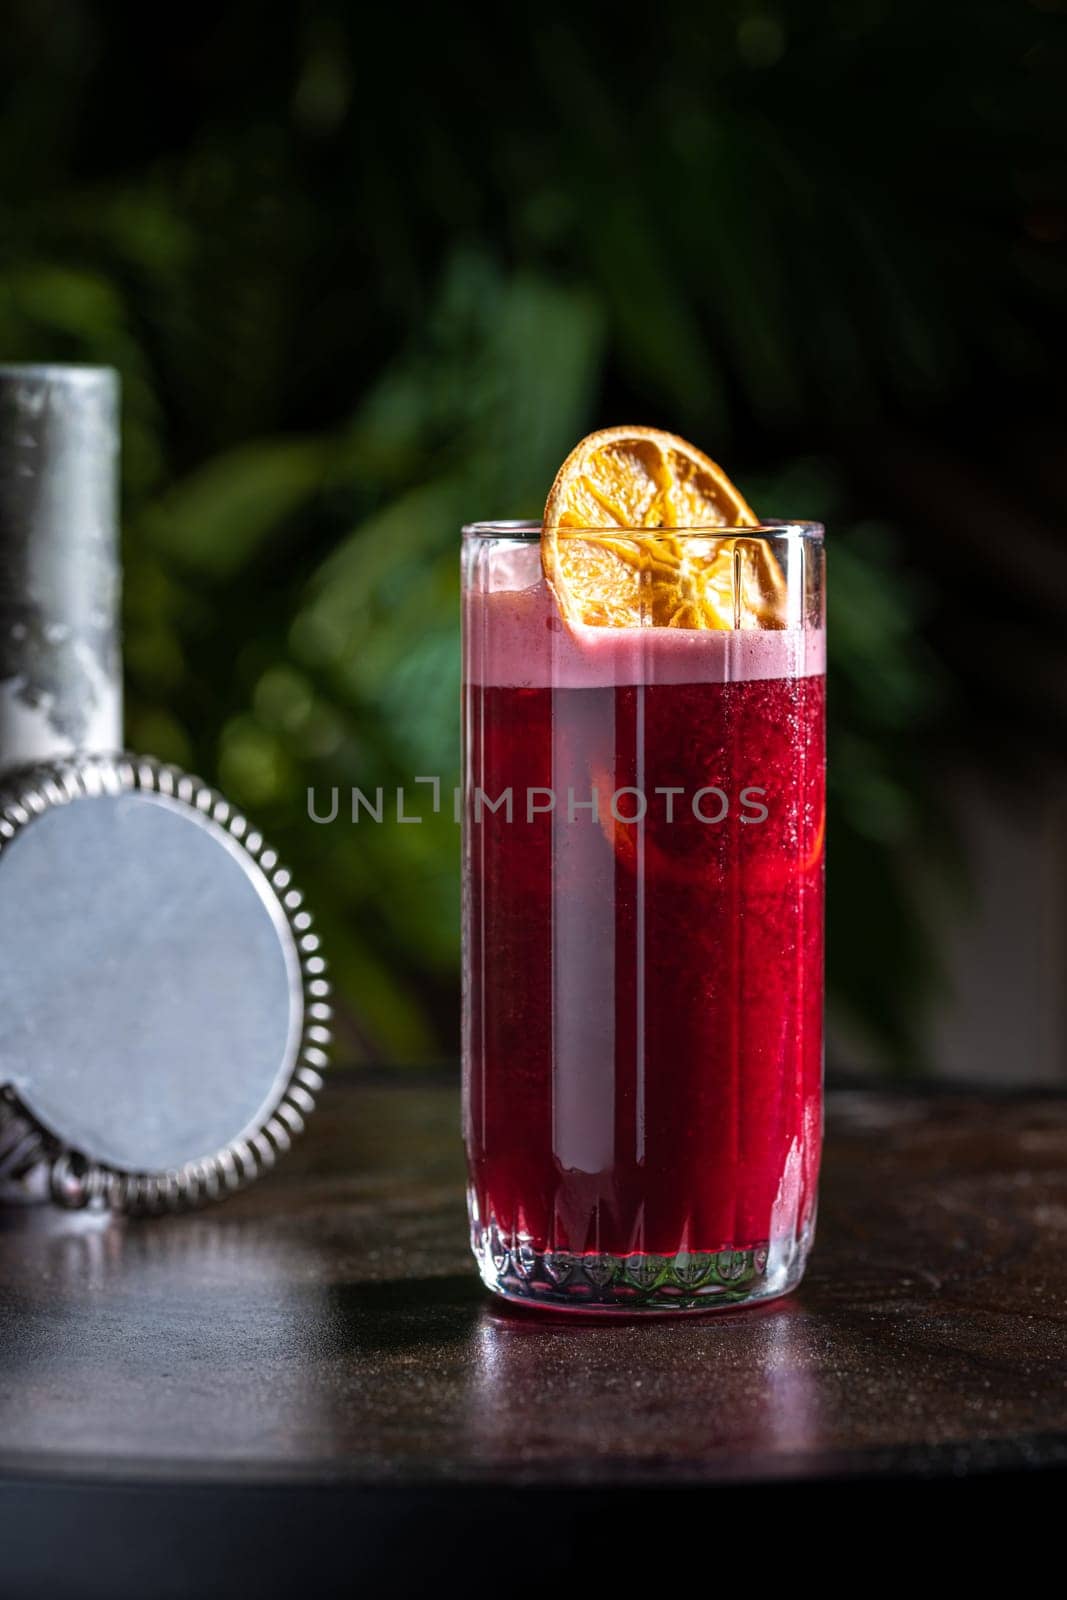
left=2, top=0, right=1065, bottom=1075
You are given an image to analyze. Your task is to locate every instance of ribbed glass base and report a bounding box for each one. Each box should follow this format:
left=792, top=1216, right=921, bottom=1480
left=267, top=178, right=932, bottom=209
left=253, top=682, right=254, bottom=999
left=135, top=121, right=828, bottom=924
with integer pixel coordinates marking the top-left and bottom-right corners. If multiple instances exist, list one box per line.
left=471, top=1216, right=812, bottom=1314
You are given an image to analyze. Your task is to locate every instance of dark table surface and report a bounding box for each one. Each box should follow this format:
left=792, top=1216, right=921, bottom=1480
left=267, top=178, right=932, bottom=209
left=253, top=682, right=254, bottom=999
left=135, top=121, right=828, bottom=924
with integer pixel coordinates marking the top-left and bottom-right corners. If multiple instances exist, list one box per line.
left=1, top=1077, right=1066, bottom=1590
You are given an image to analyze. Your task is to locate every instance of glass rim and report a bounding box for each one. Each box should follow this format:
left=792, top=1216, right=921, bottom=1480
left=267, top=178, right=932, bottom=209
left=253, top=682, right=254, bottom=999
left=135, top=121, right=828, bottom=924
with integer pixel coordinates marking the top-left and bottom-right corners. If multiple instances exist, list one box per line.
left=462, top=519, right=824, bottom=542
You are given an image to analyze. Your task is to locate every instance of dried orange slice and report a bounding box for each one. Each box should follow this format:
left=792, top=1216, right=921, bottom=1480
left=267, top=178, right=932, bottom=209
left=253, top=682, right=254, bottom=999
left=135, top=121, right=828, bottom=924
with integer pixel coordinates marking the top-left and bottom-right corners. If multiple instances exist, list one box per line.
left=544, top=425, right=755, bottom=531
left=541, top=426, right=785, bottom=629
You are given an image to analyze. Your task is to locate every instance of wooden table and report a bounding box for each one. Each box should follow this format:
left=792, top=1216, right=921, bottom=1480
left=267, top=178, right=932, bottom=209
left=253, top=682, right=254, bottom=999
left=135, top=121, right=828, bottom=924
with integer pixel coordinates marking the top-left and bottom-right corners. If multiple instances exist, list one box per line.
left=1, top=1078, right=1065, bottom=1593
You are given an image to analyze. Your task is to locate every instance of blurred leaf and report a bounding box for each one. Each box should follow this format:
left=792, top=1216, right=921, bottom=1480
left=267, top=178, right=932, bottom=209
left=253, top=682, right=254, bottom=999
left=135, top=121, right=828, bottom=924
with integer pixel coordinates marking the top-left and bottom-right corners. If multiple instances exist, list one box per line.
left=145, top=438, right=327, bottom=579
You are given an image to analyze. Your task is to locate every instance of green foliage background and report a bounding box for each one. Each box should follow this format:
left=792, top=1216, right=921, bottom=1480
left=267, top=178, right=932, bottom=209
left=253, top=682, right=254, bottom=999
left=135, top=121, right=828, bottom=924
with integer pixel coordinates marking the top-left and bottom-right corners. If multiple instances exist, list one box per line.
left=1, top=1, right=1064, bottom=1069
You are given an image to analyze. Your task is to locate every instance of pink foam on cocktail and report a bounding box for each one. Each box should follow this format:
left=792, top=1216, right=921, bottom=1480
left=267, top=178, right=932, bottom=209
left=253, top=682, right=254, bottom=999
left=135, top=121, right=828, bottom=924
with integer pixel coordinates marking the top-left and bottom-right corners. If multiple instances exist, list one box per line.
left=464, top=545, right=824, bottom=687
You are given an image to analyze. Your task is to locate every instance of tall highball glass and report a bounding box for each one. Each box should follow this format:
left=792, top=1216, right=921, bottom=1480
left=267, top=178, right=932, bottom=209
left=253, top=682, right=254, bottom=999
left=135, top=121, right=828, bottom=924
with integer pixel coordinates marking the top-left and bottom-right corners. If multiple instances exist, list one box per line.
left=462, top=522, right=825, bottom=1313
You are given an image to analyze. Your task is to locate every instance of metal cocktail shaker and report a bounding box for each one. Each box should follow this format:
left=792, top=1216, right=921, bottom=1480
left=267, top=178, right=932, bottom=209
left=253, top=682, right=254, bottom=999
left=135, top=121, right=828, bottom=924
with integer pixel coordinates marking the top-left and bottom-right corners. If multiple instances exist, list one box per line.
left=0, top=365, right=329, bottom=1211
left=0, top=365, right=122, bottom=777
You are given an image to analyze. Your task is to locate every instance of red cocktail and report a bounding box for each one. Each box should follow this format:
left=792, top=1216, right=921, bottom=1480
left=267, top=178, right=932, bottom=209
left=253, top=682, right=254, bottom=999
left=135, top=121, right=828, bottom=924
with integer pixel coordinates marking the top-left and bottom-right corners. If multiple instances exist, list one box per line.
left=463, top=523, right=824, bottom=1312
